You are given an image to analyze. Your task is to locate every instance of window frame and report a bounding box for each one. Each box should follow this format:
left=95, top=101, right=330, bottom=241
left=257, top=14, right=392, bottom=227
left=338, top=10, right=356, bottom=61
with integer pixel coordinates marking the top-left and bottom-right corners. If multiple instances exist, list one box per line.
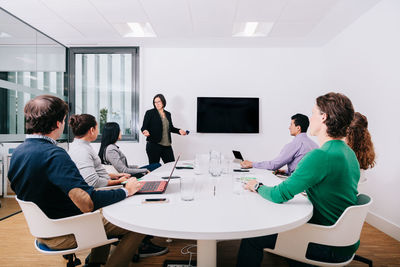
left=68, top=47, right=140, bottom=142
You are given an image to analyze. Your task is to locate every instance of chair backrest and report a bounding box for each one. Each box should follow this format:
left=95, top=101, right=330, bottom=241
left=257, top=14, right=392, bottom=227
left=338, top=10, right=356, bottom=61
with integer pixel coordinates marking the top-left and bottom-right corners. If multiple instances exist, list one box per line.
left=16, top=197, right=64, bottom=238
left=265, top=194, right=373, bottom=266
left=324, top=193, right=372, bottom=246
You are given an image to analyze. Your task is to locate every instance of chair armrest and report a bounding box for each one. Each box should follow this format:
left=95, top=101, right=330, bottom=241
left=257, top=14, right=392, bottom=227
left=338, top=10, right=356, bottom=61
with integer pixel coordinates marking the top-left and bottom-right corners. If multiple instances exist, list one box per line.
left=40, top=211, right=111, bottom=250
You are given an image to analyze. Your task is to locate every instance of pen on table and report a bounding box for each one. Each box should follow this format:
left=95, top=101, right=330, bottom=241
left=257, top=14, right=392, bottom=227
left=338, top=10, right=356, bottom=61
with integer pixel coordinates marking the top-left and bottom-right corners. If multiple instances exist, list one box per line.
left=213, top=185, right=216, bottom=196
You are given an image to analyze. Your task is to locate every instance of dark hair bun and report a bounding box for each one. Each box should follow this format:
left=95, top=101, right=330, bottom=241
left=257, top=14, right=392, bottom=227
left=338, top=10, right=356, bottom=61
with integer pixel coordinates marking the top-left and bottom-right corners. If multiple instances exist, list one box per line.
left=68, top=114, right=97, bottom=137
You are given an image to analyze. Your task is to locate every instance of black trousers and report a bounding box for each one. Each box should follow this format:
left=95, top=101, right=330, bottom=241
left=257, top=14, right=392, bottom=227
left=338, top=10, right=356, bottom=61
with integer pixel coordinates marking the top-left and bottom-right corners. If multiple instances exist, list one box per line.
left=236, top=234, right=352, bottom=267
left=146, top=142, right=175, bottom=164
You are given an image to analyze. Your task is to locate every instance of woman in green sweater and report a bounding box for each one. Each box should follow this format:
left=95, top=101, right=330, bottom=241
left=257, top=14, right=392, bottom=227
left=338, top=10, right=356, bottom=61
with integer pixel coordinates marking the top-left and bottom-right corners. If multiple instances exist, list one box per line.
left=237, top=92, right=359, bottom=267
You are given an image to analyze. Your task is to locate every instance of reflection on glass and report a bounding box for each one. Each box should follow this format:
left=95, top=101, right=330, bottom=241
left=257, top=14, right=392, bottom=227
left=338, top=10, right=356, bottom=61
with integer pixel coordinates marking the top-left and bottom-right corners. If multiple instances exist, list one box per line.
left=0, top=8, right=67, bottom=140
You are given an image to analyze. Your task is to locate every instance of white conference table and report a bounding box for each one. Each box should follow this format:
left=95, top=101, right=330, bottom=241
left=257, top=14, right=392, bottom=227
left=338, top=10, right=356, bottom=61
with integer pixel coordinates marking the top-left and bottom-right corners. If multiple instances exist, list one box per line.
left=103, top=161, right=313, bottom=267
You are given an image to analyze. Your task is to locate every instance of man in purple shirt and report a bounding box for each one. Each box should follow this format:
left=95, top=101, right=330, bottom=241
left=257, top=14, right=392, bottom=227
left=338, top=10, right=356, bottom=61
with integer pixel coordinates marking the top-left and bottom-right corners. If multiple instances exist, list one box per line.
left=241, top=113, right=318, bottom=175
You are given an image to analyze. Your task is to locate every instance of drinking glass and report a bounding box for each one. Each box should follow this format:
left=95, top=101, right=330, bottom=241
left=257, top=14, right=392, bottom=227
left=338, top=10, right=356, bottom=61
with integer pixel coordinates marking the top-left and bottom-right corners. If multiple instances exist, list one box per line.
left=233, top=176, right=244, bottom=195
left=194, top=153, right=208, bottom=175
left=180, top=176, right=195, bottom=201
left=209, top=150, right=222, bottom=177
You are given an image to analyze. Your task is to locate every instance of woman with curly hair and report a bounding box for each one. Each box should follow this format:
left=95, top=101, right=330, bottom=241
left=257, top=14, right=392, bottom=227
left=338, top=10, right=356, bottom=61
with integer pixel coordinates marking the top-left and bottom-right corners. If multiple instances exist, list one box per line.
left=346, top=112, right=376, bottom=170
left=346, top=112, right=376, bottom=184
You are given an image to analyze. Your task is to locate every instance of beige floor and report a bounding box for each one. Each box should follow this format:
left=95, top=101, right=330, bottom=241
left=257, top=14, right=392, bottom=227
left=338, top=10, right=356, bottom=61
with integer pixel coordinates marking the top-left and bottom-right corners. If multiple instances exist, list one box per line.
left=1, top=197, right=400, bottom=266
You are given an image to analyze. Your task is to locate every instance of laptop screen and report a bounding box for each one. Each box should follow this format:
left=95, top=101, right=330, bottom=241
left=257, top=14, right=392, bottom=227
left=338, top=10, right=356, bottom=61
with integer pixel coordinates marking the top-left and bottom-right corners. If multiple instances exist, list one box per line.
left=166, top=155, right=180, bottom=183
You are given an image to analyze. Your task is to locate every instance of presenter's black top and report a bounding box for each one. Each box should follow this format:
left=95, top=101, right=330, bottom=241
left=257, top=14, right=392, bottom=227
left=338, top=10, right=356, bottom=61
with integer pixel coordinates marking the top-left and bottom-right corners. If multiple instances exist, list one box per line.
left=141, top=108, right=180, bottom=144
left=8, top=138, right=126, bottom=219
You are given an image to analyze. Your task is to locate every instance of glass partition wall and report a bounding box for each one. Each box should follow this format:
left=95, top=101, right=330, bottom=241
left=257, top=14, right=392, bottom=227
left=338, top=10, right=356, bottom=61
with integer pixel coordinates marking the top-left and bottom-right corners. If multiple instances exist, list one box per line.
left=0, top=8, right=67, bottom=142
left=0, top=8, right=67, bottom=199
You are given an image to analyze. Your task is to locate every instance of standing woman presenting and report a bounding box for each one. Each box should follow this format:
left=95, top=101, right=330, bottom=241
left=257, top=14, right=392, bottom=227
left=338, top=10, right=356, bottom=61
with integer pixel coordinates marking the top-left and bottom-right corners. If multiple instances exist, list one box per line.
left=141, top=94, right=188, bottom=164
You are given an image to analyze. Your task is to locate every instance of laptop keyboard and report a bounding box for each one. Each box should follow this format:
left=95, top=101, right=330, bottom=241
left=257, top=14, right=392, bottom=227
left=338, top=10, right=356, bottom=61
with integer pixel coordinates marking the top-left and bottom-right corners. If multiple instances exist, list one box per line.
left=140, top=181, right=162, bottom=191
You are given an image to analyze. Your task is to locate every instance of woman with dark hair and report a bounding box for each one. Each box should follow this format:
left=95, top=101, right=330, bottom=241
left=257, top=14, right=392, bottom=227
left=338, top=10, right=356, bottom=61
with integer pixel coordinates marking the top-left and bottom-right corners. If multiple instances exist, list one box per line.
left=68, top=114, right=130, bottom=187
left=141, top=93, right=188, bottom=164
left=346, top=112, right=376, bottom=170
left=99, top=122, right=161, bottom=177
left=237, top=92, right=361, bottom=266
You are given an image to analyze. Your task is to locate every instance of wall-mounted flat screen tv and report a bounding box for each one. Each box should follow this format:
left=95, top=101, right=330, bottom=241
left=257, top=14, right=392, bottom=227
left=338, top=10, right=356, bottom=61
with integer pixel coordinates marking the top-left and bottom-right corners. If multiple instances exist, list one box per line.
left=197, top=97, right=259, bottom=133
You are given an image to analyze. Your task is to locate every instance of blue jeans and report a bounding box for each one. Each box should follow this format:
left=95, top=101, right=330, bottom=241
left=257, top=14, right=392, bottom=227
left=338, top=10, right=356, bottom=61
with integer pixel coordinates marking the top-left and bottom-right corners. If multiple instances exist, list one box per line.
left=132, top=163, right=162, bottom=178
left=140, top=163, right=161, bottom=172
left=236, top=234, right=352, bottom=267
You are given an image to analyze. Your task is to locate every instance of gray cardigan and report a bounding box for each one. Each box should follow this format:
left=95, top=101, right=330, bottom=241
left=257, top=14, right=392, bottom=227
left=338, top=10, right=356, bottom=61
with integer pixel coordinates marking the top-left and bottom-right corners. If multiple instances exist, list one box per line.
left=104, top=144, right=148, bottom=175
left=68, top=138, right=109, bottom=188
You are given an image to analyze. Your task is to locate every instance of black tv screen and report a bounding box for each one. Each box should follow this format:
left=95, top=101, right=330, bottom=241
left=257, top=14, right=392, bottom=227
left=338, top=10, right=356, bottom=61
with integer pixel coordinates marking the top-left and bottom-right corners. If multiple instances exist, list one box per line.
left=197, top=97, right=259, bottom=133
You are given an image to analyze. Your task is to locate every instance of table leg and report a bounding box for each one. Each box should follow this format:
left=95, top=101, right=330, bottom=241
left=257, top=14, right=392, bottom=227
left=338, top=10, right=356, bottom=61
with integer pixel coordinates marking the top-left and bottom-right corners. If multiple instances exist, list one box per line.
left=197, top=240, right=217, bottom=267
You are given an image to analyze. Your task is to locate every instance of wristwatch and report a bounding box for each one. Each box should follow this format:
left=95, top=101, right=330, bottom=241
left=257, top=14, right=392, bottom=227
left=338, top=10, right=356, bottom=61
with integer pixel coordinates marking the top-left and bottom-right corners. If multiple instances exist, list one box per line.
left=254, top=182, right=263, bottom=193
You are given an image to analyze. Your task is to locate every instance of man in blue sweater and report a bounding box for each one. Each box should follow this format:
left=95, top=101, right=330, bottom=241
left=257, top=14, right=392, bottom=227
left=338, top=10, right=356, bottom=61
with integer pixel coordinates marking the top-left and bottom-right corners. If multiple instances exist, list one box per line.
left=8, top=95, right=144, bottom=267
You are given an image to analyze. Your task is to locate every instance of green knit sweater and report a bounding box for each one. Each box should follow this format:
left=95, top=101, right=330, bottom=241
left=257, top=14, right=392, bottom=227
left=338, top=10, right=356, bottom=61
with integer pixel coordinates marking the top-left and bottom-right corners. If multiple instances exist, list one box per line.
left=258, top=140, right=360, bottom=256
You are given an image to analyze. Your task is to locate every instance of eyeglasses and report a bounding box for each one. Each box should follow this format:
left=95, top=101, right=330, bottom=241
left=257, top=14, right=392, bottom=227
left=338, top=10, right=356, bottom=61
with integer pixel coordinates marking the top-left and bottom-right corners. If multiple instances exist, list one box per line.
left=154, top=100, right=162, bottom=104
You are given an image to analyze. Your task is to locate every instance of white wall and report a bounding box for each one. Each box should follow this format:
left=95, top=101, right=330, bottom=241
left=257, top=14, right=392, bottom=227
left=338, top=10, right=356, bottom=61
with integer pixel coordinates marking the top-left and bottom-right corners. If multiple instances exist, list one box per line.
left=108, top=0, right=400, bottom=242
left=102, top=47, right=324, bottom=167
left=322, top=0, right=400, bottom=240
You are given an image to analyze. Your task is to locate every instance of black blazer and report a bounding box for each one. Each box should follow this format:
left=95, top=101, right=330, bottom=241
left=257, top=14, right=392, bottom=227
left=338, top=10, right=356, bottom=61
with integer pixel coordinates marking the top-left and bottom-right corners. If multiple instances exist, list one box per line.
left=141, top=108, right=180, bottom=144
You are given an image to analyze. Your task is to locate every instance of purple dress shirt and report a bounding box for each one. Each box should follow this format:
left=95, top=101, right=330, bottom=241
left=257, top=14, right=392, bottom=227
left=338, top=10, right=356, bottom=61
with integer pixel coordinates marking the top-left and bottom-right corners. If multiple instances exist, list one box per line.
left=253, top=133, right=318, bottom=174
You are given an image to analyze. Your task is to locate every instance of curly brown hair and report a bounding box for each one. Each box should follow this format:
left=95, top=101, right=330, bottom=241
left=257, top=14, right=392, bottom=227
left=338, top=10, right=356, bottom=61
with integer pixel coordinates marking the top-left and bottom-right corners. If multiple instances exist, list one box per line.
left=346, top=112, right=376, bottom=170
left=316, top=92, right=354, bottom=138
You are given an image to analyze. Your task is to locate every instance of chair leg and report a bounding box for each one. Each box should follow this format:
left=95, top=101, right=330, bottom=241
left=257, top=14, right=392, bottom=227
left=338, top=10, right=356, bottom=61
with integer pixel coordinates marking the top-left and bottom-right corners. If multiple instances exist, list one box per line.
left=63, top=253, right=81, bottom=267
left=354, top=254, right=373, bottom=267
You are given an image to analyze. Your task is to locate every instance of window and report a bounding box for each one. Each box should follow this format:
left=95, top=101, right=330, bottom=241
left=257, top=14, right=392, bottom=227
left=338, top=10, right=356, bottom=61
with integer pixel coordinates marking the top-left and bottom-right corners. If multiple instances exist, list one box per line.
left=68, top=47, right=139, bottom=141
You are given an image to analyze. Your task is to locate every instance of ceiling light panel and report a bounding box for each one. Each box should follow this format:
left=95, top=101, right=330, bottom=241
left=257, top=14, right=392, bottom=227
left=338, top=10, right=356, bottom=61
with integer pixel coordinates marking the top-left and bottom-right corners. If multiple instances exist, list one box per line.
left=232, top=22, right=274, bottom=37
left=113, top=22, right=156, bottom=37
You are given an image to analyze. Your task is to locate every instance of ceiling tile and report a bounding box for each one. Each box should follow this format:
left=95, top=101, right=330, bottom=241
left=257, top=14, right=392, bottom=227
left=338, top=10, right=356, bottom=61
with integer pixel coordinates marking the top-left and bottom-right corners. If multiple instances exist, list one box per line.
left=0, top=0, right=61, bottom=23
left=37, top=23, right=85, bottom=39
left=189, top=0, right=237, bottom=37
left=74, top=23, right=121, bottom=38
left=139, top=0, right=192, bottom=37
left=279, top=0, right=339, bottom=23
left=235, top=0, right=288, bottom=22
left=268, top=22, right=315, bottom=38
left=41, top=0, right=105, bottom=23
left=90, top=0, right=148, bottom=23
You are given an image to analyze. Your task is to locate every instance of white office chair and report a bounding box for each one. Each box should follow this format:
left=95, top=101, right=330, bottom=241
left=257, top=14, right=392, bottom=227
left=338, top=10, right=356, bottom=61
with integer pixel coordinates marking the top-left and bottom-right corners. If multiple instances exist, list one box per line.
left=16, top=197, right=119, bottom=267
left=264, top=194, right=373, bottom=267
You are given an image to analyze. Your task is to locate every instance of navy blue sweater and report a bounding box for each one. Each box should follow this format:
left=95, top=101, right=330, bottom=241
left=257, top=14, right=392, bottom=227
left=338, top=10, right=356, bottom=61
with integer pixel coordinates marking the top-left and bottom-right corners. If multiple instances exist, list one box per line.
left=8, top=138, right=126, bottom=219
